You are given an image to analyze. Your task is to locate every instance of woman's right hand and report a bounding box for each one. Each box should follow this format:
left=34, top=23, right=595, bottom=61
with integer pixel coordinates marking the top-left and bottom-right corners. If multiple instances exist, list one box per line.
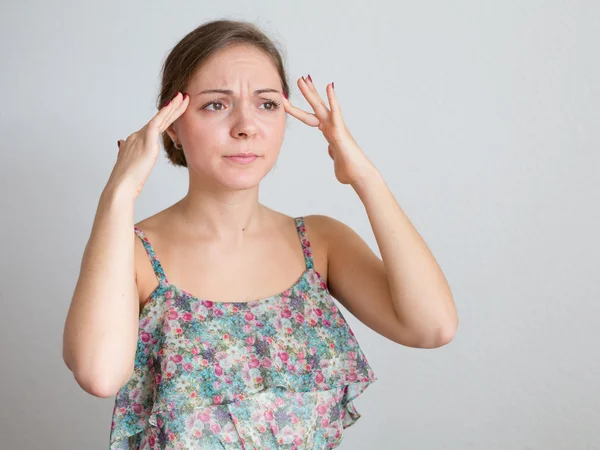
left=105, top=91, right=190, bottom=202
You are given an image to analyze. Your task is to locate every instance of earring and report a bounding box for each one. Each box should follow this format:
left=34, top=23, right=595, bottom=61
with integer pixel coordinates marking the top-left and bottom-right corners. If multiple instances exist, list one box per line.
left=173, top=140, right=182, bottom=150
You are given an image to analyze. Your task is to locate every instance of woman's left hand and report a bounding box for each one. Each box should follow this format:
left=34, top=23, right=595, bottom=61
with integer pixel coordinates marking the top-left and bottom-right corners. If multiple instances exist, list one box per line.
left=283, top=75, right=378, bottom=185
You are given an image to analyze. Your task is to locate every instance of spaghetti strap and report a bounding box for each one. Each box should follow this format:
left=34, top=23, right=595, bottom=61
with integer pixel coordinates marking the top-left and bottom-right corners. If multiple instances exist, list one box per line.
left=294, top=216, right=315, bottom=271
left=133, top=226, right=168, bottom=285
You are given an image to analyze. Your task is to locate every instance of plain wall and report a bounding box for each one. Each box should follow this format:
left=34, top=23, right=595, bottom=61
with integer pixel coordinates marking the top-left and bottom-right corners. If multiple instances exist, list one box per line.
left=1, top=0, right=598, bottom=448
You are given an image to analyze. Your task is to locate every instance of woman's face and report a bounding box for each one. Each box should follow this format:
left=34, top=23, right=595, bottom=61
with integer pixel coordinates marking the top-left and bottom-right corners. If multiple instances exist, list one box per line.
left=169, top=44, right=287, bottom=190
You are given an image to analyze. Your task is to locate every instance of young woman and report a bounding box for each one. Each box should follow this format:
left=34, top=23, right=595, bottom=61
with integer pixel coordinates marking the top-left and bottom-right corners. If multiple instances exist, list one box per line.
left=63, top=19, right=457, bottom=449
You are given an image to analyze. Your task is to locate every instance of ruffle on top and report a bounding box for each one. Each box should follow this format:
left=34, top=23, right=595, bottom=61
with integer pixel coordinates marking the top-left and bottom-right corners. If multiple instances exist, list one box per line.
left=109, top=217, right=377, bottom=449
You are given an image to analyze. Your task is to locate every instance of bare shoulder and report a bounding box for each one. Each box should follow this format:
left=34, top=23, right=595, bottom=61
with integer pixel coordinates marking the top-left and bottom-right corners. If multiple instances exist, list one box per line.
left=301, top=214, right=350, bottom=283
left=256, top=211, right=330, bottom=283
left=302, top=213, right=382, bottom=299
left=302, top=214, right=350, bottom=244
left=132, top=210, right=172, bottom=304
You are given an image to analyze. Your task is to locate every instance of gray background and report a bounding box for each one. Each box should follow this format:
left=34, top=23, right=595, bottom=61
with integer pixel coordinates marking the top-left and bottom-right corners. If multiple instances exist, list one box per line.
left=1, top=0, right=599, bottom=449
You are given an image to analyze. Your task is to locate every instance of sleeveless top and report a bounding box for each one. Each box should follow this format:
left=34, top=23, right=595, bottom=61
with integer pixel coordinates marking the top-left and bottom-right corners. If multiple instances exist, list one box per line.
left=109, top=217, right=377, bottom=449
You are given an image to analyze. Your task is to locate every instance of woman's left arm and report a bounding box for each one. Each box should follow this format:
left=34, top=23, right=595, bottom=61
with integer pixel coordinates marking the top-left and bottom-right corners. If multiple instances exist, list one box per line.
left=314, top=169, right=458, bottom=349
left=284, top=76, right=458, bottom=348
left=353, top=169, right=458, bottom=347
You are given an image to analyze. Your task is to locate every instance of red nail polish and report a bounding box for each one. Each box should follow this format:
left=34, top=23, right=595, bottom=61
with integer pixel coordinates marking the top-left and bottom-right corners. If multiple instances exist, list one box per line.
left=283, top=91, right=288, bottom=99
left=165, top=99, right=171, bottom=107
left=307, top=74, right=312, bottom=82
left=332, top=82, right=335, bottom=90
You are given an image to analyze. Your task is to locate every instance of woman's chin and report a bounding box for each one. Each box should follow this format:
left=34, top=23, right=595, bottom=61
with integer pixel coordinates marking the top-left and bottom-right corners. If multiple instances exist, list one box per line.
left=216, top=171, right=269, bottom=191
left=217, top=160, right=274, bottom=190
left=187, top=159, right=273, bottom=190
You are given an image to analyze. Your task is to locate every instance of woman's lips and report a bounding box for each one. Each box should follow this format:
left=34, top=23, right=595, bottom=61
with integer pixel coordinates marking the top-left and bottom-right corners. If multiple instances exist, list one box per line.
left=224, top=155, right=259, bottom=164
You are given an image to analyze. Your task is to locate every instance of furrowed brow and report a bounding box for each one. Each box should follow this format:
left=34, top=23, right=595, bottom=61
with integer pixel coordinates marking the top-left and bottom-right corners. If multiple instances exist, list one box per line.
left=196, top=88, right=280, bottom=96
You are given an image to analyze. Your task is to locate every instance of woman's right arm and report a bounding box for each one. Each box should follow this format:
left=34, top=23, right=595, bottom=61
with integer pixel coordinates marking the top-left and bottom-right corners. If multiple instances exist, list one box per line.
left=62, top=186, right=139, bottom=398
left=62, top=91, right=190, bottom=398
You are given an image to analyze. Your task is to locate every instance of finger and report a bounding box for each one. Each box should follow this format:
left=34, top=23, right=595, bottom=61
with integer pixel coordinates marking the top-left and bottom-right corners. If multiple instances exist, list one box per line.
left=147, top=92, right=180, bottom=134
left=282, top=95, right=320, bottom=127
left=158, top=92, right=185, bottom=131
left=305, top=75, right=329, bottom=108
left=325, top=83, right=343, bottom=126
left=162, top=92, right=190, bottom=132
left=298, top=76, right=330, bottom=119
left=159, top=92, right=181, bottom=113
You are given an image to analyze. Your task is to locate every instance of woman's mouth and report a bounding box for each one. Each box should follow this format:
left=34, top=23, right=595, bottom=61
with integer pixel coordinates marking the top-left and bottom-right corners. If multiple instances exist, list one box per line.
left=224, top=154, right=259, bottom=164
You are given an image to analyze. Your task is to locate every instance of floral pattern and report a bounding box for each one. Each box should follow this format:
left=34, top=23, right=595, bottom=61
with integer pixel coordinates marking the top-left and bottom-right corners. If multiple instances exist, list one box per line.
left=109, top=217, right=377, bottom=449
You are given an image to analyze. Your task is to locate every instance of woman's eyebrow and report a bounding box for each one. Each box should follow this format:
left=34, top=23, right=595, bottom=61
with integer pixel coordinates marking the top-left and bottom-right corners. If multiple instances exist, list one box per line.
left=196, top=88, right=280, bottom=96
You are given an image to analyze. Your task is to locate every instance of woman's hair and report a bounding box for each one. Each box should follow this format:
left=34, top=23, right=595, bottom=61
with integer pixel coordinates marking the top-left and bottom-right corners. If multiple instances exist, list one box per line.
left=157, top=19, right=290, bottom=168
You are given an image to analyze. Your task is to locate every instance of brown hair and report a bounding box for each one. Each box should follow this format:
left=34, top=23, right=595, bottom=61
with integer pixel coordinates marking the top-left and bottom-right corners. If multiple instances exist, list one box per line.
left=156, top=19, right=290, bottom=168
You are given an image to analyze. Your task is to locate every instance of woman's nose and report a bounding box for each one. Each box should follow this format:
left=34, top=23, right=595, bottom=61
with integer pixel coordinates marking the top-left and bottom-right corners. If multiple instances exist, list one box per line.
left=231, top=108, right=258, bottom=138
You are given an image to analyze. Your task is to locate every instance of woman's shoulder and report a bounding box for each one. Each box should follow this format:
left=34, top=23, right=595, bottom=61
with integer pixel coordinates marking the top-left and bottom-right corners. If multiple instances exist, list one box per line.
left=301, top=214, right=343, bottom=242
left=268, top=211, right=332, bottom=245
left=132, top=209, right=174, bottom=297
left=134, top=207, right=172, bottom=234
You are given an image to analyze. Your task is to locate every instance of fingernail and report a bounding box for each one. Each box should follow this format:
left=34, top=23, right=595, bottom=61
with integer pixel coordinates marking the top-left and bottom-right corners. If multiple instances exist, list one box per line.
left=165, top=99, right=171, bottom=107
left=332, top=81, right=335, bottom=90
left=307, top=74, right=312, bottom=82
left=283, top=91, right=288, bottom=99
left=183, top=92, right=188, bottom=100
left=117, top=141, right=120, bottom=148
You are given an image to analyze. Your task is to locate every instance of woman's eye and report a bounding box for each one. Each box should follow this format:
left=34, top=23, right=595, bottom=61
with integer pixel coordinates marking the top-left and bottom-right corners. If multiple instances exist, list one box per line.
left=204, top=102, right=224, bottom=111
left=260, top=100, right=281, bottom=111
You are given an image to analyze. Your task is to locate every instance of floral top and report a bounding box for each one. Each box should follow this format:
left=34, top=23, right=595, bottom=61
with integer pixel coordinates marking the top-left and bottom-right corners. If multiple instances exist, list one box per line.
left=109, top=217, right=377, bottom=449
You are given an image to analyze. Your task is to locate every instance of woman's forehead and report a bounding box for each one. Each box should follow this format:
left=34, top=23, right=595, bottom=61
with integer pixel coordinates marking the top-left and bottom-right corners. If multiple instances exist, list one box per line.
left=190, top=47, right=279, bottom=88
